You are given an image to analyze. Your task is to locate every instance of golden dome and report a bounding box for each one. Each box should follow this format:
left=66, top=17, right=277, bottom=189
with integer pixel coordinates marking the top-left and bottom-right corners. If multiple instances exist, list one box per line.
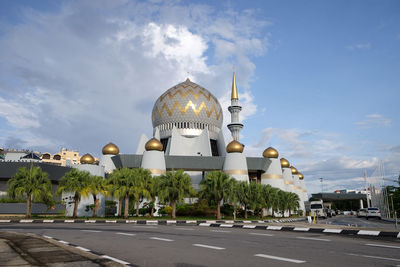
left=280, top=158, right=290, bottom=168
left=263, top=147, right=279, bottom=158
left=80, top=153, right=95, bottom=164
left=226, top=140, right=244, bottom=153
left=102, top=142, right=120, bottom=155
left=290, top=166, right=298, bottom=175
left=298, top=172, right=304, bottom=180
left=145, top=138, right=163, bottom=151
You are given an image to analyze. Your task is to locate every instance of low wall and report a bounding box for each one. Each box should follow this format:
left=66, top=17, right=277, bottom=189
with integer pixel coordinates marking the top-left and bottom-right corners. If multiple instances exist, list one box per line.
left=0, top=203, right=65, bottom=215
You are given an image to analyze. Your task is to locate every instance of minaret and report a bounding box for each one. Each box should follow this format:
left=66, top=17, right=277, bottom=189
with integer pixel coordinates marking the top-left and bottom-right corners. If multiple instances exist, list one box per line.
left=227, top=73, right=243, bottom=141
left=223, top=73, right=249, bottom=182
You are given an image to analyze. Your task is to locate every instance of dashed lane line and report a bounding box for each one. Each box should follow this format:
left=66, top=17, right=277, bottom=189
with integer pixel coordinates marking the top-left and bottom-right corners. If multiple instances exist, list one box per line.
left=81, top=230, right=102, bottom=233
left=131, top=226, right=158, bottom=229
left=296, top=236, right=331, bottom=242
left=249, top=233, right=274, bottom=237
left=347, top=253, right=400, bottom=262
left=76, top=246, right=91, bottom=252
left=174, top=227, right=195, bottom=231
left=116, top=232, right=136, bottom=236
left=58, top=240, right=69, bottom=245
left=193, top=244, right=225, bottom=250
left=365, top=243, right=400, bottom=249
left=254, top=254, right=306, bottom=264
left=150, top=237, right=174, bottom=242
left=211, top=230, right=231, bottom=233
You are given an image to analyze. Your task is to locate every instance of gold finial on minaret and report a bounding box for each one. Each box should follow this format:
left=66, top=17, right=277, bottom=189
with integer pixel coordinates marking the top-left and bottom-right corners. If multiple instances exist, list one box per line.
left=231, top=72, right=238, bottom=100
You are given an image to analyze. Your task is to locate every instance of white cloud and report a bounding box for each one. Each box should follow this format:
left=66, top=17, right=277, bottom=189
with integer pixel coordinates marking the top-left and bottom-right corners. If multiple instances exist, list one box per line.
left=355, top=113, right=392, bottom=128
left=346, top=42, right=371, bottom=51
left=0, top=1, right=269, bottom=155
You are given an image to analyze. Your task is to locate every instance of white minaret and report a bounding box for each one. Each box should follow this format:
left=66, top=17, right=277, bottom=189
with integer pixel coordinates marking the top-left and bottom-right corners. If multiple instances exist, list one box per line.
left=227, top=72, right=243, bottom=141
left=281, top=158, right=294, bottom=193
left=223, top=72, right=249, bottom=182
left=261, top=147, right=285, bottom=191
left=292, top=166, right=305, bottom=212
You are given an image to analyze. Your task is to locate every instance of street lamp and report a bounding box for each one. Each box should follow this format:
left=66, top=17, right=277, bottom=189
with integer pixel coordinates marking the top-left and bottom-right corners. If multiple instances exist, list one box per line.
left=319, top=178, right=324, bottom=193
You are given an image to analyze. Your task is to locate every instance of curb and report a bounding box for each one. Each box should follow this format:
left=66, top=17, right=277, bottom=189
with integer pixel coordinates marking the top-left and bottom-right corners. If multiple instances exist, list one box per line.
left=0, top=218, right=306, bottom=224
left=42, top=235, right=137, bottom=267
left=197, top=223, right=400, bottom=239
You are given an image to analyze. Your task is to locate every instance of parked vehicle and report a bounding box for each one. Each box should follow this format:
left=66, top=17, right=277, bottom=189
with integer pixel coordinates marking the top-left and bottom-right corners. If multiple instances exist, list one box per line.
left=325, top=208, right=333, bottom=218
left=310, top=200, right=326, bottom=219
left=366, top=207, right=381, bottom=219
left=357, top=208, right=367, bottom=218
left=331, top=210, right=336, bottom=216
left=343, top=211, right=352, bottom=215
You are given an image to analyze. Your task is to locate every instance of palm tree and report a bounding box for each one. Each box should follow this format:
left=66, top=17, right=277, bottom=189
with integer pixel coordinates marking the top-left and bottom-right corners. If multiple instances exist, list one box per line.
left=87, top=175, right=108, bottom=218
left=57, top=169, right=90, bottom=218
left=269, top=187, right=281, bottom=217
left=287, top=192, right=300, bottom=216
left=248, top=182, right=264, bottom=218
left=158, top=170, right=195, bottom=219
left=8, top=164, right=53, bottom=218
left=261, top=184, right=273, bottom=218
left=199, top=171, right=234, bottom=220
left=146, top=175, right=160, bottom=217
left=278, top=190, right=291, bottom=217
left=235, top=181, right=251, bottom=219
left=107, top=167, right=134, bottom=219
left=131, top=168, right=152, bottom=217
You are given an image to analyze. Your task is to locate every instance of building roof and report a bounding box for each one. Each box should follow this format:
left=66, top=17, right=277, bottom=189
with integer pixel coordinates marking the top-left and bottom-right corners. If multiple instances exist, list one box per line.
left=112, top=154, right=271, bottom=173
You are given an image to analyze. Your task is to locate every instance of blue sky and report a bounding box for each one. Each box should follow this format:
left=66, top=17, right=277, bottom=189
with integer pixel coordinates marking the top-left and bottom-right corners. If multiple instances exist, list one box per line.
left=0, top=0, right=399, bottom=193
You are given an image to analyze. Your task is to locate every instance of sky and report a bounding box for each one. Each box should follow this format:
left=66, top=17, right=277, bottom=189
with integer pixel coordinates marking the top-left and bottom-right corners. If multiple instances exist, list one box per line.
left=0, top=0, right=399, bottom=194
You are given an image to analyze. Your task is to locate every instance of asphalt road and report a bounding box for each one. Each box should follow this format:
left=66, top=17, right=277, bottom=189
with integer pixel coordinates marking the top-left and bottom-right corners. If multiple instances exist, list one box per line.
left=1, top=223, right=400, bottom=267
left=319, top=215, right=398, bottom=229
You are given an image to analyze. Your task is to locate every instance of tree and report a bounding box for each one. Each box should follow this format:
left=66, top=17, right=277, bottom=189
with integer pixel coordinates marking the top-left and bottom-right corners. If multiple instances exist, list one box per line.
left=158, top=170, right=195, bottom=219
left=247, top=182, right=264, bottom=218
left=107, top=168, right=134, bottom=219
left=57, top=169, right=90, bottom=218
left=8, top=164, right=53, bottom=218
left=87, top=175, right=108, bottom=218
left=261, top=184, right=273, bottom=218
left=131, top=168, right=152, bottom=217
left=287, top=192, right=300, bottom=216
left=147, top=175, right=160, bottom=217
left=235, top=181, right=251, bottom=219
left=269, top=187, right=281, bottom=217
left=199, top=171, right=234, bottom=220
left=278, top=191, right=291, bottom=217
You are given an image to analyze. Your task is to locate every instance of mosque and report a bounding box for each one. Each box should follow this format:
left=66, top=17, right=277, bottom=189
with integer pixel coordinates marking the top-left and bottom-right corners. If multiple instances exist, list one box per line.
left=0, top=73, right=308, bottom=216
left=96, top=73, right=308, bottom=215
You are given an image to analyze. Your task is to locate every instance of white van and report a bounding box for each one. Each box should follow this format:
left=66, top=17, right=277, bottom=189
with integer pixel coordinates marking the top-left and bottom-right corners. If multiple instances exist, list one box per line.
left=310, top=200, right=326, bottom=219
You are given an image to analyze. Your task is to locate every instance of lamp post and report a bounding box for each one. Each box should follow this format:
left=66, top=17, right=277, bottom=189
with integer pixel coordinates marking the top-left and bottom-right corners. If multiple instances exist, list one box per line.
left=319, top=178, right=324, bottom=193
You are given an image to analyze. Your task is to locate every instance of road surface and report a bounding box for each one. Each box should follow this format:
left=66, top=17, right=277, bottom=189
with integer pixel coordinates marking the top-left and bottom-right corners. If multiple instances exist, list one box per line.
left=1, top=223, right=399, bottom=266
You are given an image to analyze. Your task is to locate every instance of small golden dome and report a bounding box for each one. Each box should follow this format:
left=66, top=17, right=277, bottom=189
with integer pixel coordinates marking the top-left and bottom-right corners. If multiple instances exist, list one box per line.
left=290, top=166, right=298, bottom=175
left=145, top=138, right=163, bottom=151
left=80, top=153, right=95, bottom=164
left=102, top=142, right=120, bottom=155
left=263, top=147, right=279, bottom=158
left=298, top=172, right=304, bottom=180
left=280, top=158, right=290, bottom=168
left=226, top=140, right=244, bottom=153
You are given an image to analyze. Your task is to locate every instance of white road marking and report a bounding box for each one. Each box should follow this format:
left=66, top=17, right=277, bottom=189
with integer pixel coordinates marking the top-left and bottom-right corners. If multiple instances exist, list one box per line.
left=76, top=246, right=91, bottom=252
left=64, top=220, right=74, bottom=223
left=43, top=220, right=54, bottom=223
left=267, top=226, right=282, bottom=230
left=20, top=220, right=33, bottom=223
left=106, top=220, right=117, bottom=223
left=58, top=240, right=69, bottom=244
left=186, top=220, right=197, bottom=224
left=131, top=225, right=158, bottom=229
left=296, top=236, right=331, bottom=242
left=150, top=237, right=174, bottom=242
left=84, top=220, right=96, bottom=223
left=102, top=255, right=130, bottom=265
left=43, top=235, right=53, bottom=239
left=116, top=232, right=136, bottom=236
left=220, top=224, right=234, bottom=228
left=199, top=223, right=211, bottom=227
left=0, top=220, right=11, bottom=223
left=175, top=227, right=194, bottom=231
left=347, top=253, right=400, bottom=262
left=323, top=228, right=342, bottom=233
left=193, top=244, right=225, bottom=250
left=358, top=230, right=380, bottom=236
left=254, top=254, right=306, bottom=263
left=211, top=230, right=231, bottom=233
left=249, top=233, right=274, bottom=237
left=293, top=227, right=309, bottom=232
left=166, top=220, right=177, bottom=224
left=243, top=225, right=256, bottom=229
left=365, top=243, right=400, bottom=249
left=81, top=230, right=102, bottom=233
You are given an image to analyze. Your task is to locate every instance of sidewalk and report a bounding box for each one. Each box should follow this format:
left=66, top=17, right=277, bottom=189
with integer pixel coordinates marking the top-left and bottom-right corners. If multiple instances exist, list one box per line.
left=0, top=231, right=122, bottom=267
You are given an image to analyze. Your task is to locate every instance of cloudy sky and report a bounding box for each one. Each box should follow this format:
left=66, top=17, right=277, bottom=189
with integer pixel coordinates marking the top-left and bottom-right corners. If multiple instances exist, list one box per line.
left=0, top=0, right=399, bottom=194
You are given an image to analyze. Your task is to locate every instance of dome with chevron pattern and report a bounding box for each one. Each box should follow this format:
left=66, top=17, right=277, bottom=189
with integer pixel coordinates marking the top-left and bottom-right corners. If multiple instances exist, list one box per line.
left=152, top=78, right=223, bottom=139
